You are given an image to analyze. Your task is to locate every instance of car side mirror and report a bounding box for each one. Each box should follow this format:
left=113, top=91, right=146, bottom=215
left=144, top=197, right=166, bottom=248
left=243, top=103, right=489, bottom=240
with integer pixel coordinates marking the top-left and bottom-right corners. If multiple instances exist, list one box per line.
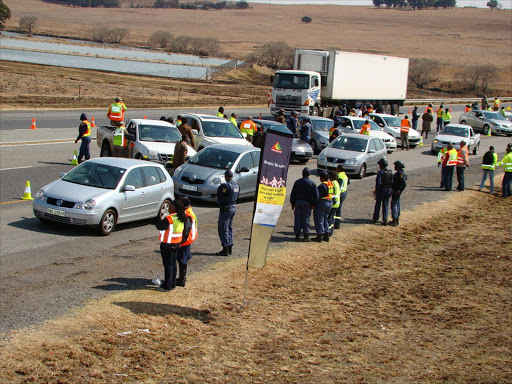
left=237, top=166, right=250, bottom=173
left=60, top=172, right=67, bottom=178
left=125, top=134, right=135, bottom=141
left=123, top=185, right=136, bottom=192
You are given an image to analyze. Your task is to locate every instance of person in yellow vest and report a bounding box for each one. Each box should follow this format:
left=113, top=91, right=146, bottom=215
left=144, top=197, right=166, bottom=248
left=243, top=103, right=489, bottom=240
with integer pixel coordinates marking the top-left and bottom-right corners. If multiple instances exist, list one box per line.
left=229, top=113, right=238, bottom=127
left=216, top=106, right=225, bottom=118
left=499, top=107, right=507, bottom=118
left=442, top=108, right=451, bottom=127
left=436, top=104, right=444, bottom=132
left=313, top=171, right=333, bottom=242
left=113, top=121, right=130, bottom=158
left=493, top=97, right=501, bottom=111
left=442, top=143, right=458, bottom=191
left=359, top=119, right=371, bottom=135
left=464, top=105, right=471, bottom=113
left=334, top=164, right=350, bottom=229
left=496, top=143, right=512, bottom=198
left=176, top=197, right=197, bottom=287
left=75, top=113, right=92, bottom=164
left=400, top=115, right=410, bottom=150
left=456, top=140, right=470, bottom=191
left=479, top=145, right=498, bottom=194
left=153, top=200, right=187, bottom=291
left=437, top=145, right=448, bottom=188
left=240, top=116, right=257, bottom=143
left=107, top=97, right=127, bottom=127
left=327, top=171, right=341, bottom=236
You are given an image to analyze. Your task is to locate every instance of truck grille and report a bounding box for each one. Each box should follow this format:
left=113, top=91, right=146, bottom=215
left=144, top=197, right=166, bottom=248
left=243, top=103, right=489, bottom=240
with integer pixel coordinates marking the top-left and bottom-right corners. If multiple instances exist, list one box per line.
left=276, top=95, right=302, bottom=109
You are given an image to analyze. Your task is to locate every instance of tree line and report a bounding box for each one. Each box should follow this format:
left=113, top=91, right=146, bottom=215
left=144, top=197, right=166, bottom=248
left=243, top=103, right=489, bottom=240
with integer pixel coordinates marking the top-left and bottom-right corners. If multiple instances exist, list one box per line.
left=153, top=0, right=249, bottom=10
left=372, top=0, right=456, bottom=8
left=43, top=0, right=121, bottom=7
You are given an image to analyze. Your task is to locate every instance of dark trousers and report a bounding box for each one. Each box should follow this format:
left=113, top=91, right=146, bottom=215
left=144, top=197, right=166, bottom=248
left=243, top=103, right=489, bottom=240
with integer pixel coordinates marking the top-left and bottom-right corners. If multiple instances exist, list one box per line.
left=502, top=172, right=512, bottom=197
left=373, top=188, right=391, bottom=223
left=444, top=166, right=455, bottom=191
left=456, top=167, right=466, bottom=191
left=313, top=199, right=332, bottom=235
left=160, top=244, right=179, bottom=290
left=440, top=166, right=446, bottom=188
left=78, top=136, right=91, bottom=162
left=177, top=244, right=192, bottom=265
left=333, top=190, right=348, bottom=229
left=436, top=117, right=443, bottom=132
left=218, top=206, right=236, bottom=247
left=293, top=200, right=312, bottom=235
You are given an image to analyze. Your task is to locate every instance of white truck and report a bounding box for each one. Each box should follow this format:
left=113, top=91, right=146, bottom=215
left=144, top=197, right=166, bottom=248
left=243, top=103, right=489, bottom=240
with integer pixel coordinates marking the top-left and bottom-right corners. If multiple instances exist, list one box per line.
left=97, top=119, right=196, bottom=168
left=270, top=49, right=409, bottom=117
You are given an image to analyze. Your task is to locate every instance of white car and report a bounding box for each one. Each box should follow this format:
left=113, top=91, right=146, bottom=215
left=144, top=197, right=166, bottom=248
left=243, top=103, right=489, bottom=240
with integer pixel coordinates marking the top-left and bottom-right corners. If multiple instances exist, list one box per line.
left=337, top=116, right=397, bottom=153
left=431, top=124, right=481, bottom=155
left=369, top=113, right=422, bottom=148
left=184, top=114, right=252, bottom=151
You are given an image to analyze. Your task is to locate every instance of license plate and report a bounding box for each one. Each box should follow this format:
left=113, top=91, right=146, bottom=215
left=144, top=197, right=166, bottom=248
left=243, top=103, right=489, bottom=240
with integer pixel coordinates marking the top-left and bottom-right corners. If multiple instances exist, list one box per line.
left=294, top=151, right=305, bottom=156
left=181, top=184, right=198, bottom=192
left=327, top=162, right=337, bottom=168
left=48, top=208, right=65, bottom=217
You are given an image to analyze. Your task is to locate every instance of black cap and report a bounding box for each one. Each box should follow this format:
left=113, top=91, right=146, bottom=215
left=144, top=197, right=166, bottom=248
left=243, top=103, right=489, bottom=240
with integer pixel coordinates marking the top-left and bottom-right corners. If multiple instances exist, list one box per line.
left=179, top=197, right=191, bottom=209
left=302, top=167, right=310, bottom=177
left=160, top=116, right=167, bottom=121
left=319, top=170, right=328, bottom=179
left=225, top=169, right=233, bottom=178
left=80, top=113, right=87, bottom=121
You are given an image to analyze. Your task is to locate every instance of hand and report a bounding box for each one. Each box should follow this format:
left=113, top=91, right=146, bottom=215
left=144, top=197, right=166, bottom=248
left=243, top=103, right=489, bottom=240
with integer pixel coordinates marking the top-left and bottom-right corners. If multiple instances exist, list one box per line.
left=437, top=162, right=441, bottom=168
left=75, top=140, right=78, bottom=143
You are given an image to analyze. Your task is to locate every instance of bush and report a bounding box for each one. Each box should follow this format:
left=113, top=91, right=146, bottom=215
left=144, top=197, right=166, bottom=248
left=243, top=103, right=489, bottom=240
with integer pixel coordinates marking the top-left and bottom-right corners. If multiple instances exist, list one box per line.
left=0, top=0, right=11, bottom=30
left=19, top=16, right=37, bottom=34
left=108, top=28, right=128, bottom=44
left=91, top=26, right=110, bottom=43
left=409, top=58, right=440, bottom=89
left=301, top=16, right=312, bottom=23
left=149, top=31, right=174, bottom=48
left=258, top=41, right=294, bottom=69
left=457, top=64, right=499, bottom=95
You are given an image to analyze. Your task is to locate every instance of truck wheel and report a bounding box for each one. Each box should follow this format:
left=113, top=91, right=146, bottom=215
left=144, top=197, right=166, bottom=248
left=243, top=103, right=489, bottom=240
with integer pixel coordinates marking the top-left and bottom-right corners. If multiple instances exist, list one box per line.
left=97, top=209, right=116, bottom=236
left=472, top=142, right=480, bottom=155
left=483, top=125, right=490, bottom=135
left=357, top=163, right=366, bottom=179
left=100, top=141, right=112, bottom=157
left=157, top=199, right=171, bottom=220
left=460, top=120, right=467, bottom=125
left=312, top=106, right=320, bottom=116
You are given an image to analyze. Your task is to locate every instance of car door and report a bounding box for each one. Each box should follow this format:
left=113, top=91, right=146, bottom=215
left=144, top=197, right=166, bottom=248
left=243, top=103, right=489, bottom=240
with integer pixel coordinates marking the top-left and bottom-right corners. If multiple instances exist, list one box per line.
left=340, top=117, right=355, bottom=133
left=367, top=139, right=379, bottom=172
left=119, top=167, right=147, bottom=222
left=234, top=151, right=258, bottom=197
left=472, top=111, right=485, bottom=131
left=141, top=165, right=167, bottom=218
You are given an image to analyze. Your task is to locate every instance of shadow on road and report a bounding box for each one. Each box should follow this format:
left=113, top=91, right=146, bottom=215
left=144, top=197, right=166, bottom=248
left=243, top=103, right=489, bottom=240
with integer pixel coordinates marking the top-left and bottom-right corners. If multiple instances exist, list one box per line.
left=93, top=277, right=153, bottom=291
left=38, top=161, right=76, bottom=166
left=113, top=301, right=213, bottom=322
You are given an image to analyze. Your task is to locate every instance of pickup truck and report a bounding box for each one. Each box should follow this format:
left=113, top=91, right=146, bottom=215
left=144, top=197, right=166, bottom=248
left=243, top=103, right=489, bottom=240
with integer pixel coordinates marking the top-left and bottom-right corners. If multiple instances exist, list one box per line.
left=97, top=119, right=196, bottom=166
left=431, top=123, right=481, bottom=155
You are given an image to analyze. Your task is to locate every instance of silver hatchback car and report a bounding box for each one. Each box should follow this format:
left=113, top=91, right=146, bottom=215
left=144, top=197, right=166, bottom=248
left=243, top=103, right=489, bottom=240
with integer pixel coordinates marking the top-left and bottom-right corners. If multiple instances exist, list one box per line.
left=317, top=133, right=387, bottom=178
left=33, top=158, right=175, bottom=235
left=459, top=110, right=512, bottom=136
left=173, top=144, right=261, bottom=201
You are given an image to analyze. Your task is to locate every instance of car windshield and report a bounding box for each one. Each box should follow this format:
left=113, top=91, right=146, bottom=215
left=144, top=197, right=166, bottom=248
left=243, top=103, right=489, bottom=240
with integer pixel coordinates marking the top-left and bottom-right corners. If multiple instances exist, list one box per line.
left=353, top=120, right=382, bottom=131
left=202, top=121, right=243, bottom=138
left=273, top=73, right=310, bottom=90
left=483, top=112, right=507, bottom=121
left=441, top=126, right=467, bottom=137
left=188, top=147, right=240, bottom=169
left=382, top=116, right=401, bottom=127
left=139, top=125, right=182, bottom=143
left=61, top=162, right=125, bottom=189
left=311, top=119, right=333, bottom=131
left=331, top=136, right=368, bottom=152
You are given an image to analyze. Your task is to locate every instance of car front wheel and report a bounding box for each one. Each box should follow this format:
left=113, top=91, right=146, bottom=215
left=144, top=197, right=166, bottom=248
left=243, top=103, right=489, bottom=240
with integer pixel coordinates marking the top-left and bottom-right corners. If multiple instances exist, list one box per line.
left=97, top=209, right=116, bottom=236
left=460, top=120, right=467, bottom=125
left=157, top=199, right=171, bottom=220
left=483, top=125, right=490, bottom=135
left=473, top=142, right=480, bottom=155
left=357, top=163, right=366, bottom=179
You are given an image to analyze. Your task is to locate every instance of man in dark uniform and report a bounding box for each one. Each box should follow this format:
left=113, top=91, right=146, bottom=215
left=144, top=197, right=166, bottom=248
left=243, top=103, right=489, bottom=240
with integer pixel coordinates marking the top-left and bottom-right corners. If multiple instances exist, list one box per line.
left=389, top=160, right=407, bottom=226
left=287, top=110, right=298, bottom=136
left=372, top=158, right=393, bottom=226
left=300, top=117, right=312, bottom=143
left=313, top=171, right=333, bottom=242
left=216, top=169, right=240, bottom=256
left=290, top=167, right=319, bottom=242
left=75, top=113, right=92, bottom=164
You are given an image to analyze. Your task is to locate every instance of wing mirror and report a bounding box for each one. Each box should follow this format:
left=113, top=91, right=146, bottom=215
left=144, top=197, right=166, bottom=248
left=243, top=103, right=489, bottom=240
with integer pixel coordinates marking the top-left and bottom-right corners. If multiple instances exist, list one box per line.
left=237, top=167, right=250, bottom=173
left=60, top=172, right=67, bottom=178
left=123, top=185, right=136, bottom=192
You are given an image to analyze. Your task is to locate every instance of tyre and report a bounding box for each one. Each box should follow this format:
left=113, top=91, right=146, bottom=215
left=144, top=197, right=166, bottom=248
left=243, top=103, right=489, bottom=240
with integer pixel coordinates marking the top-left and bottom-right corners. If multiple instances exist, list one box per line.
left=460, top=120, right=467, bottom=125
left=134, top=153, right=143, bottom=160
left=97, top=209, right=116, bottom=236
left=157, top=199, right=171, bottom=221
left=312, top=105, right=320, bottom=116
left=472, top=142, right=480, bottom=155
left=100, top=141, right=112, bottom=157
left=357, top=163, right=366, bottom=179
left=299, top=159, right=309, bottom=164
left=483, top=125, right=490, bottom=135
left=310, top=140, right=320, bottom=154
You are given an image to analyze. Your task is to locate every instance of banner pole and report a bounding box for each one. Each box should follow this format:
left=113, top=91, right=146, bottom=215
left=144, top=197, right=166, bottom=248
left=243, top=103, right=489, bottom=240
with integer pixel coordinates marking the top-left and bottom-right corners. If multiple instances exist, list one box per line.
left=242, top=265, right=249, bottom=309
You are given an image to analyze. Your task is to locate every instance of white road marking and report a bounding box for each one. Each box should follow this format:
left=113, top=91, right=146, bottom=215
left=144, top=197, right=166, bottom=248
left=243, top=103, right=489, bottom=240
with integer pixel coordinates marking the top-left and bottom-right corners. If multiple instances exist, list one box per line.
left=0, top=165, right=35, bottom=171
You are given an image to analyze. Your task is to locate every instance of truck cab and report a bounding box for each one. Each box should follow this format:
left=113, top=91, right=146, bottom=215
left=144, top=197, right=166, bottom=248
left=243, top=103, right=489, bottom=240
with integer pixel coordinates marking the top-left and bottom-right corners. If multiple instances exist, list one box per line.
left=270, top=70, right=321, bottom=116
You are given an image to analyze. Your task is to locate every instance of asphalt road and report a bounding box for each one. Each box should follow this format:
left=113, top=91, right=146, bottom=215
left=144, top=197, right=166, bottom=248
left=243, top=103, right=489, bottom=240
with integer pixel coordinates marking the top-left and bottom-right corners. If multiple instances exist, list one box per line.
left=1, top=106, right=511, bottom=337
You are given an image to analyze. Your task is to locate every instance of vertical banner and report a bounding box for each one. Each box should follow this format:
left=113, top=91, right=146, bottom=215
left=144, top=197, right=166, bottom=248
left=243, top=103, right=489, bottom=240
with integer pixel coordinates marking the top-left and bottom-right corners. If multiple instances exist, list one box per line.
left=247, top=128, right=293, bottom=269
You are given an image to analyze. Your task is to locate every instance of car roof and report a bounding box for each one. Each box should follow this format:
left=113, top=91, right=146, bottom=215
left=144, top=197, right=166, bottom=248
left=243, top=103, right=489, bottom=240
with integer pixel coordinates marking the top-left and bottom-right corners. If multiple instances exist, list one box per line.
left=87, top=157, right=162, bottom=169
left=184, top=113, right=227, bottom=121
left=443, top=123, right=472, bottom=129
left=202, top=144, right=261, bottom=154
left=130, top=119, right=176, bottom=128
left=275, top=69, right=319, bottom=76
left=339, top=133, right=373, bottom=141
left=300, top=116, right=333, bottom=121
left=342, top=116, right=374, bottom=121
left=369, top=113, right=397, bottom=117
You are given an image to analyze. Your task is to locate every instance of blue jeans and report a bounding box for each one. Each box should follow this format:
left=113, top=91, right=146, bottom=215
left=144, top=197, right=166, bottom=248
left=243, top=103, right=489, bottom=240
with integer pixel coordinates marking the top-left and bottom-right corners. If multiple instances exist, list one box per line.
left=444, top=166, right=455, bottom=191
left=218, top=206, right=236, bottom=247
left=456, top=167, right=466, bottom=191
left=313, top=199, right=332, bottom=235
left=293, top=200, right=312, bottom=235
left=480, top=169, right=495, bottom=193
left=78, top=136, right=91, bottom=162
left=502, top=172, right=512, bottom=197
left=391, top=197, right=401, bottom=220
left=436, top=117, right=443, bottom=132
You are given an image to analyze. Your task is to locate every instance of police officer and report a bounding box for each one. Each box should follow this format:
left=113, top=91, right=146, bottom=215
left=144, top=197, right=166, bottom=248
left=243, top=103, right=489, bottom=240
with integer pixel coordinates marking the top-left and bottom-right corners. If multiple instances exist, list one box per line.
left=287, top=110, right=298, bottom=136
left=313, top=171, right=333, bottom=242
left=216, top=169, right=240, bottom=256
left=75, top=113, right=92, bottom=164
left=373, top=158, right=393, bottom=226
left=290, top=167, right=319, bottom=242
left=390, top=161, right=407, bottom=226
left=300, top=117, right=312, bottom=143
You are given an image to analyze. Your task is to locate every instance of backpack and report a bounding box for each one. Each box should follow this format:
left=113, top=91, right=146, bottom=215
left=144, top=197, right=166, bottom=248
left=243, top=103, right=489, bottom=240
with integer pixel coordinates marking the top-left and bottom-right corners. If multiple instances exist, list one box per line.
left=382, top=169, right=393, bottom=188
left=482, top=151, right=494, bottom=165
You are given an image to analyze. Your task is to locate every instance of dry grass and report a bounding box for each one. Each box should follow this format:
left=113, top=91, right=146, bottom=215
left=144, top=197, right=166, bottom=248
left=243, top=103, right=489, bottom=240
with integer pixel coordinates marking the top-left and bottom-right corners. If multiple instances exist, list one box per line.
left=1, top=190, right=510, bottom=383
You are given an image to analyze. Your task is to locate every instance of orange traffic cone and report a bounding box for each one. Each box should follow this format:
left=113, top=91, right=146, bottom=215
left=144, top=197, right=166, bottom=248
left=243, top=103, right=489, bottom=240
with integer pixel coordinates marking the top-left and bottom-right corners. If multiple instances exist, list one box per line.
left=22, top=181, right=34, bottom=200
left=30, top=118, right=37, bottom=130
left=408, top=108, right=412, bottom=114
left=259, top=112, right=262, bottom=119
left=91, top=116, right=96, bottom=127
left=449, top=107, right=452, bottom=112
left=144, top=115, right=147, bottom=119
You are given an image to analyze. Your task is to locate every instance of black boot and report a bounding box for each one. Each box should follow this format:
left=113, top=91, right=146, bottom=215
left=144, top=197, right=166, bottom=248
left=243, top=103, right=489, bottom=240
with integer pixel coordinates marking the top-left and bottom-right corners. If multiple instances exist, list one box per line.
left=303, top=233, right=310, bottom=242
left=322, top=233, right=330, bottom=242
left=228, top=245, right=232, bottom=255
left=176, top=264, right=187, bottom=287
left=295, top=233, right=300, bottom=241
left=396, top=218, right=399, bottom=226
left=313, top=235, right=323, bottom=242
left=216, top=247, right=229, bottom=256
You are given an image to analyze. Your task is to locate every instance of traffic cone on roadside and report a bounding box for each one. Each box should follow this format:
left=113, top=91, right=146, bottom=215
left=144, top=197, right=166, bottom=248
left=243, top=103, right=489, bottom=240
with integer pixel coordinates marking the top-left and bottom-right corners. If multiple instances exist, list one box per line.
left=259, top=112, right=262, bottom=119
left=22, top=181, right=34, bottom=200
left=418, top=137, right=424, bottom=146
left=91, top=116, right=96, bottom=127
left=30, top=118, right=37, bottom=130
left=408, top=107, right=412, bottom=114
left=487, top=128, right=492, bottom=137
left=144, top=115, right=147, bottom=119
left=71, top=150, right=78, bottom=165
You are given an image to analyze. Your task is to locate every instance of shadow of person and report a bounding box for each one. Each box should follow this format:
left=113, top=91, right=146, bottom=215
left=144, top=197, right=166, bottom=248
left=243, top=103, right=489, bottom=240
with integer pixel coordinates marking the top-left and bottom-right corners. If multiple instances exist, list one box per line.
left=92, top=277, right=152, bottom=291
left=113, top=301, right=213, bottom=323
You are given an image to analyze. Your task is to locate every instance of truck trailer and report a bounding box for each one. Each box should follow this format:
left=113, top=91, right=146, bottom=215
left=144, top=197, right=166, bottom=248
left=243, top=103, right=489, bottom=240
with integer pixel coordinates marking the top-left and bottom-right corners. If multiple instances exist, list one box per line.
left=270, top=49, right=409, bottom=117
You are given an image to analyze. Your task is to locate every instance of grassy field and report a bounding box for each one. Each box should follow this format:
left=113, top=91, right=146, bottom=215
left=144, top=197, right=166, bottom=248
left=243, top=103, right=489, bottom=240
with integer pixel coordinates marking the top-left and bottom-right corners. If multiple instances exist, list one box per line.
left=0, top=189, right=510, bottom=382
